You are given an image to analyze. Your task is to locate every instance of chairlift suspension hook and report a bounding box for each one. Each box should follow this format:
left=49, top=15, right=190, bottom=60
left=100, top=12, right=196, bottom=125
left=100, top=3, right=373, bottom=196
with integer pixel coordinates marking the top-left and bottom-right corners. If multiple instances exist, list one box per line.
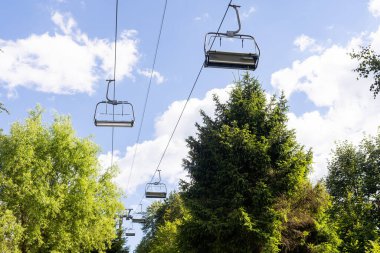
left=157, top=169, right=162, bottom=183
left=105, top=79, right=117, bottom=104
left=226, top=4, right=241, bottom=37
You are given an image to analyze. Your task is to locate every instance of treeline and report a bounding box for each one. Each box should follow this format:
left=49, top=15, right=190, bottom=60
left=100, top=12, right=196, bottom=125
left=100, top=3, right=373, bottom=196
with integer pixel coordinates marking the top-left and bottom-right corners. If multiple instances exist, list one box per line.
left=136, top=75, right=380, bottom=253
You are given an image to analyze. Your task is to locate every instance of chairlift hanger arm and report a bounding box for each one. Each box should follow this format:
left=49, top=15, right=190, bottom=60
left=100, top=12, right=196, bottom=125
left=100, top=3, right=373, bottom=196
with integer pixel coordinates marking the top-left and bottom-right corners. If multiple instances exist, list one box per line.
left=106, top=79, right=115, bottom=102
left=226, top=4, right=241, bottom=37
left=157, top=169, right=162, bottom=183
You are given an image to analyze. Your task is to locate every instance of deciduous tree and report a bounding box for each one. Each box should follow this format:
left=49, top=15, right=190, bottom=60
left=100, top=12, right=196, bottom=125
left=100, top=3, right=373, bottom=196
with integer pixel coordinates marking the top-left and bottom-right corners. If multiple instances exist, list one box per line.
left=326, top=132, right=380, bottom=252
left=0, top=205, right=23, bottom=253
left=351, top=46, right=380, bottom=98
left=0, top=106, right=124, bottom=252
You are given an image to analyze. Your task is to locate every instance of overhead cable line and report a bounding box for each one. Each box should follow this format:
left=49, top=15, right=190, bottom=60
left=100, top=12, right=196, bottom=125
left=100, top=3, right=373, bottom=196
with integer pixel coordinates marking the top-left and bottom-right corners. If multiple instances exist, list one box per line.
left=111, top=0, right=119, bottom=166
left=126, top=0, right=169, bottom=191
left=138, top=0, right=234, bottom=205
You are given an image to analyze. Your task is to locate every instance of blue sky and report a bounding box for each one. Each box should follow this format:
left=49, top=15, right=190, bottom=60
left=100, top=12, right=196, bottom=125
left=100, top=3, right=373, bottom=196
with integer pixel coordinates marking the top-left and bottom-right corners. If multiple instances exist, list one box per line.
left=2, top=0, right=380, bottom=249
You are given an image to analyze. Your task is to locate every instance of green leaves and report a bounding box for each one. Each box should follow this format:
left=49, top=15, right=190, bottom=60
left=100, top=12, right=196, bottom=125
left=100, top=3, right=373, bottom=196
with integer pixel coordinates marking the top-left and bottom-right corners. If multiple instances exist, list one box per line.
left=136, top=192, right=186, bottom=253
left=0, top=207, right=23, bottom=253
left=0, top=106, right=124, bottom=252
left=351, top=46, right=380, bottom=98
left=326, top=131, right=380, bottom=252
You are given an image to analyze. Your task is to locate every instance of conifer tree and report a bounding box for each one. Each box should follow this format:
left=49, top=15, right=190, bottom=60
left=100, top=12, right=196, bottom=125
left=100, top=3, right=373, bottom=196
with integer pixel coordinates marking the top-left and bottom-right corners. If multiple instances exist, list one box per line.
left=179, top=74, right=337, bottom=252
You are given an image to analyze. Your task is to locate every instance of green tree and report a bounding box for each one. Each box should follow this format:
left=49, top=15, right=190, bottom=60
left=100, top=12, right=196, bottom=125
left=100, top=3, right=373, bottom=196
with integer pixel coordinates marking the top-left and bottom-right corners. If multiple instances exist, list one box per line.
left=326, top=132, right=380, bottom=252
left=0, top=204, right=23, bottom=253
left=179, top=74, right=336, bottom=252
left=0, top=106, right=124, bottom=252
left=276, top=182, right=340, bottom=253
left=105, top=223, right=129, bottom=253
left=351, top=46, right=380, bottom=98
left=366, top=239, right=380, bottom=253
left=136, top=192, right=187, bottom=253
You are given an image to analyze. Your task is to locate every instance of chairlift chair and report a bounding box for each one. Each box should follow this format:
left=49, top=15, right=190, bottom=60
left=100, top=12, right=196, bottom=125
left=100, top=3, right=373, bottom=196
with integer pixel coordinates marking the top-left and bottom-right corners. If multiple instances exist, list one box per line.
left=125, top=228, right=136, bottom=237
left=118, top=209, right=135, bottom=236
left=94, top=80, right=135, bottom=127
left=125, top=217, right=136, bottom=236
left=131, top=216, right=146, bottom=224
left=204, top=4, right=260, bottom=71
left=145, top=170, right=167, bottom=199
left=132, top=204, right=146, bottom=224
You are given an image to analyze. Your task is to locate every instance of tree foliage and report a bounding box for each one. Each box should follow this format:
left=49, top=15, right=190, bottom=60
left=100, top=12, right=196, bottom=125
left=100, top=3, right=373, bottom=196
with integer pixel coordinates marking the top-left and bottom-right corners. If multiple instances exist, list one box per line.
left=276, top=182, right=340, bottom=253
left=177, top=74, right=337, bottom=252
left=0, top=106, right=124, bottom=252
left=135, top=192, right=187, bottom=253
left=105, top=225, right=129, bottom=253
left=326, top=131, right=380, bottom=252
left=0, top=205, right=23, bottom=253
left=351, top=46, right=380, bottom=98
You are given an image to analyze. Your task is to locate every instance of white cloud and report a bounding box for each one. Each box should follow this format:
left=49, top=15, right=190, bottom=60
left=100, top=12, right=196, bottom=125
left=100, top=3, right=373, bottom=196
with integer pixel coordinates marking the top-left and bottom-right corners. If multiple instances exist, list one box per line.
left=51, top=12, right=76, bottom=35
left=369, top=0, right=380, bottom=17
left=101, top=85, right=233, bottom=194
left=242, top=6, right=256, bottom=19
left=137, top=69, right=165, bottom=84
left=272, top=28, right=380, bottom=182
left=194, top=13, right=209, bottom=21
left=0, top=11, right=139, bottom=96
left=294, top=34, right=324, bottom=53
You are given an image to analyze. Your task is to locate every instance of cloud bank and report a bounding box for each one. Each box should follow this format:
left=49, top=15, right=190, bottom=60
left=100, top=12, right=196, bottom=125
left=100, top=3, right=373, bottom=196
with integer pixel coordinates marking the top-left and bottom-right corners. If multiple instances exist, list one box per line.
left=0, top=12, right=139, bottom=96
left=272, top=28, right=380, bottom=181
